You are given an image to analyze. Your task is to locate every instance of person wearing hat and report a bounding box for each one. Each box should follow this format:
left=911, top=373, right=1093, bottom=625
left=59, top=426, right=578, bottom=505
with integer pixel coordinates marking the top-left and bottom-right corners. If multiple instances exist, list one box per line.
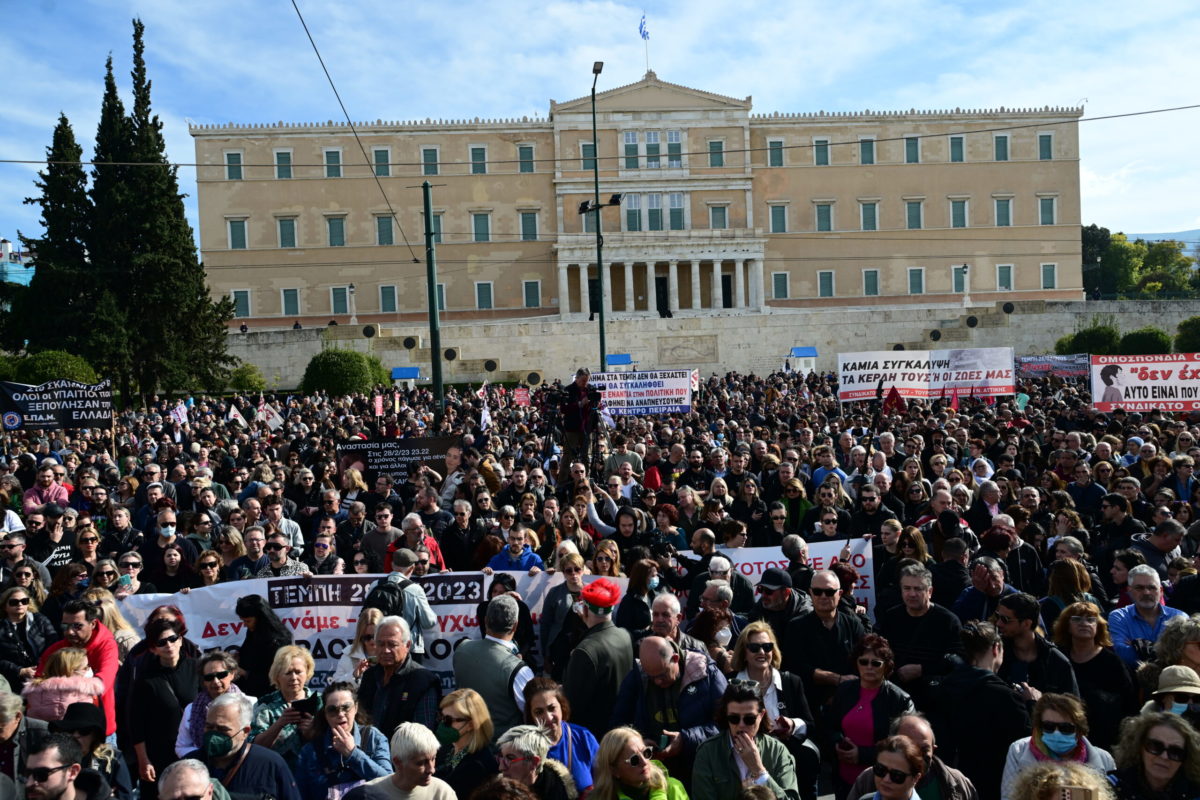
left=563, top=578, right=633, bottom=736
left=51, top=702, right=133, bottom=800
left=1143, top=664, right=1200, bottom=729
left=747, top=567, right=810, bottom=645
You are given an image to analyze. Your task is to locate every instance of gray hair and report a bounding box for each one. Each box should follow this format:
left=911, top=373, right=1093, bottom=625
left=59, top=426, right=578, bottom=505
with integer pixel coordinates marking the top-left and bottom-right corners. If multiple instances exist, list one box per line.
left=496, top=724, right=552, bottom=761
left=978, top=480, right=999, bottom=495
left=781, top=534, right=807, bottom=560
left=705, top=579, right=733, bottom=605
left=453, top=499, right=472, bottom=514
left=401, top=513, right=423, bottom=532
left=485, top=594, right=519, bottom=635
left=898, top=563, right=933, bottom=589
left=1127, top=564, right=1161, bottom=586
left=708, top=555, right=732, bottom=574
left=0, top=692, right=23, bottom=724
left=377, top=615, right=411, bottom=642
left=389, top=721, right=440, bottom=763
left=1055, top=536, right=1085, bottom=557
left=349, top=501, right=366, bottom=515
left=158, top=759, right=210, bottom=789
left=652, top=592, right=681, bottom=616
left=208, top=692, right=254, bottom=729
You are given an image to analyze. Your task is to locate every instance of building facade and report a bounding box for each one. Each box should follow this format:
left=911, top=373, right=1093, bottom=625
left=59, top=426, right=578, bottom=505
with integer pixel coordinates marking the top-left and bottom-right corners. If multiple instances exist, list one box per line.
left=191, top=72, right=1083, bottom=328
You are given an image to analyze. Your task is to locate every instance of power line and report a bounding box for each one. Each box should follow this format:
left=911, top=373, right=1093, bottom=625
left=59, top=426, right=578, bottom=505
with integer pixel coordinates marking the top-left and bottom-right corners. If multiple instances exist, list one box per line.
left=287, top=0, right=418, bottom=263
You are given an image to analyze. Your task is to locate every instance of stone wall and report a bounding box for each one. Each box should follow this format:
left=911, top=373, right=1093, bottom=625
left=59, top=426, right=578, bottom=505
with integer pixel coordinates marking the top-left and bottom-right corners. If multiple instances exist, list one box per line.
left=225, top=300, right=1200, bottom=388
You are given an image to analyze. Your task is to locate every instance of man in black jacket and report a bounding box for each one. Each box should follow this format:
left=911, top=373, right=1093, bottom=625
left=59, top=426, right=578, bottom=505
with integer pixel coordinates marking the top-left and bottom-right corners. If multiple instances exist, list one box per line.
left=995, top=592, right=1079, bottom=705
left=878, top=563, right=964, bottom=711
left=782, top=569, right=865, bottom=713
left=748, top=568, right=810, bottom=646
left=930, top=537, right=971, bottom=608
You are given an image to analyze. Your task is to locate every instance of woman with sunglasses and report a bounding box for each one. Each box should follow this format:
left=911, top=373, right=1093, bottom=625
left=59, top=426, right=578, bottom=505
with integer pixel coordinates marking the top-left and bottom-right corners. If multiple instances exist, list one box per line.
left=1000, top=693, right=1114, bottom=798
left=173, top=650, right=244, bottom=757
left=1107, top=712, right=1200, bottom=799
left=296, top=681, right=391, bottom=800
left=828, top=633, right=914, bottom=800
left=3, top=560, right=48, bottom=608
left=332, top=608, right=382, bottom=686
left=778, top=479, right=811, bottom=535
left=352, top=549, right=383, bottom=575
left=540, top=554, right=589, bottom=682
left=590, top=726, right=687, bottom=800
left=693, top=680, right=799, bottom=800
left=193, top=548, right=225, bottom=587
left=591, top=540, right=624, bottom=578
left=130, top=616, right=199, bottom=798
left=0, top=585, right=57, bottom=692
left=211, top=525, right=245, bottom=571
left=729, top=481, right=770, bottom=545
left=433, top=688, right=498, bottom=797
left=69, top=523, right=102, bottom=571
left=868, top=735, right=925, bottom=800
left=89, top=559, right=121, bottom=594
left=113, top=554, right=154, bottom=599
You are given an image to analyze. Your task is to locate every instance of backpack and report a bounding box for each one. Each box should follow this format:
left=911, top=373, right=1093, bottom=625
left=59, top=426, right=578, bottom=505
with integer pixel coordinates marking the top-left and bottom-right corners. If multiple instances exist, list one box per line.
left=362, top=576, right=410, bottom=617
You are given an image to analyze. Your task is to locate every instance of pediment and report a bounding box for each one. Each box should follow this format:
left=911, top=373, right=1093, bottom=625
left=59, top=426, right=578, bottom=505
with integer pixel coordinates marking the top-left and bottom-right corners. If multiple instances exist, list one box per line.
left=552, top=71, right=751, bottom=115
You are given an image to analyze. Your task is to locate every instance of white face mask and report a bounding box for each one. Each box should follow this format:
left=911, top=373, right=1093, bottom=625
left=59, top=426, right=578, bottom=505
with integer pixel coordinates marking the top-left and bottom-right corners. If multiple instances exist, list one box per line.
left=715, top=627, right=732, bottom=647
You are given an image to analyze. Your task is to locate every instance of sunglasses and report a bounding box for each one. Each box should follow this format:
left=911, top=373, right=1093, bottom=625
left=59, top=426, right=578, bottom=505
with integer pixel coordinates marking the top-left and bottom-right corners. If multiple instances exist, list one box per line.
left=1040, top=721, right=1077, bottom=735
left=622, top=746, right=656, bottom=768
left=441, top=714, right=469, bottom=725
left=770, top=515, right=786, bottom=521
left=994, top=613, right=1015, bottom=625
left=264, top=543, right=286, bottom=551
left=61, top=622, right=88, bottom=632
left=811, top=587, right=838, bottom=597
left=353, top=559, right=368, bottom=566
left=97, top=570, right=117, bottom=578
left=724, top=713, right=760, bottom=727
left=156, top=634, right=181, bottom=647
left=361, top=634, right=374, bottom=643
left=21, top=765, right=71, bottom=784
left=872, top=763, right=912, bottom=784
left=1068, top=615, right=1098, bottom=625
left=120, top=562, right=141, bottom=569
left=745, top=642, right=774, bottom=654
left=7, top=598, right=30, bottom=607
left=1144, top=738, right=1186, bottom=762
left=858, top=657, right=885, bottom=668
left=325, top=703, right=354, bottom=715
left=313, top=542, right=330, bottom=550
left=202, top=669, right=231, bottom=682
left=78, top=537, right=99, bottom=544
left=198, top=562, right=219, bottom=570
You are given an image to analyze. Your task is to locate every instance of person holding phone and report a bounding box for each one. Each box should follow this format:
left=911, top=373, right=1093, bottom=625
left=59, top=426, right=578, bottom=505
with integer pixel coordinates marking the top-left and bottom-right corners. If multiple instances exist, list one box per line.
left=251, top=645, right=321, bottom=770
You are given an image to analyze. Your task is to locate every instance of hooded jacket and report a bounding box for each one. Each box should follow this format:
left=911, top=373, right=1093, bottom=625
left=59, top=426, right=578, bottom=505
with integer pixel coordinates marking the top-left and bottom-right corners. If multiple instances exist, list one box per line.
left=36, top=621, right=118, bottom=735
left=611, top=645, right=728, bottom=754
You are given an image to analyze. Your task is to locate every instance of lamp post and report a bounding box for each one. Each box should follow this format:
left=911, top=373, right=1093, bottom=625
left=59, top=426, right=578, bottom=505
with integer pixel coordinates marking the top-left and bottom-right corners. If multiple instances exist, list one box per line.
left=348, top=283, right=357, bottom=324
left=583, top=61, right=624, bottom=372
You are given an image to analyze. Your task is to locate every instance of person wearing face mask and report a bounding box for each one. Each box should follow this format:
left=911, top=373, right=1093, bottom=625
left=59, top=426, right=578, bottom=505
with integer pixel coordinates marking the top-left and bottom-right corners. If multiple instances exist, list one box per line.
left=184, top=692, right=300, bottom=800
left=431, top=688, right=498, bottom=798
left=614, top=559, right=668, bottom=632
left=138, top=508, right=198, bottom=585
left=1144, top=665, right=1200, bottom=729
left=1000, top=693, right=1114, bottom=799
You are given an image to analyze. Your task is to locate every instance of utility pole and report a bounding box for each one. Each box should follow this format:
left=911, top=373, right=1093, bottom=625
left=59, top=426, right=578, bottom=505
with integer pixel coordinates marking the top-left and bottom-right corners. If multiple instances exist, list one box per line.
left=422, top=181, right=444, bottom=422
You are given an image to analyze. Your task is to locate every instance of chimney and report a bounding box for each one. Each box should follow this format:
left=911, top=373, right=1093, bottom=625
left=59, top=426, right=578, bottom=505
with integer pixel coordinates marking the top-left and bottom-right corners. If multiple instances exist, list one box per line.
left=0, top=239, right=11, bottom=261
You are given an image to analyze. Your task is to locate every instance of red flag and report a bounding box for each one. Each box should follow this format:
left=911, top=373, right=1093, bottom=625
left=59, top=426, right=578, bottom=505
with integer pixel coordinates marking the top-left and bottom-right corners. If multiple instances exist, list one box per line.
left=882, top=386, right=904, bottom=416
left=949, top=385, right=959, bottom=412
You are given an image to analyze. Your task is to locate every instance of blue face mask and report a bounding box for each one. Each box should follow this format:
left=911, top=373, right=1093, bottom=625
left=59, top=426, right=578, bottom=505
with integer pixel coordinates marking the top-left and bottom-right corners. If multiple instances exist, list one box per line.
left=1040, top=731, right=1078, bottom=756
left=647, top=576, right=660, bottom=591
left=1170, top=702, right=1190, bottom=716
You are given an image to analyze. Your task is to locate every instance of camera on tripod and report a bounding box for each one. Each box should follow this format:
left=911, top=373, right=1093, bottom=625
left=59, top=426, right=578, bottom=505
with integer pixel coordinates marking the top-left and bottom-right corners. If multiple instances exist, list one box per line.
left=586, top=384, right=605, bottom=402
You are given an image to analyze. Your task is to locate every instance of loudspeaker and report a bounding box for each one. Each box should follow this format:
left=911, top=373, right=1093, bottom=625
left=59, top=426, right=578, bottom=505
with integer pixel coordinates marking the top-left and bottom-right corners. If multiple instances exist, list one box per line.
left=483, top=359, right=499, bottom=372
left=966, top=316, right=978, bottom=328
left=363, top=325, right=378, bottom=338
left=892, top=344, right=906, bottom=351
left=444, top=348, right=459, bottom=362
left=1002, top=302, right=1015, bottom=314
left=526, top=371, right=544, bottom=386
left=930, top=330, right=942, bottom=341
left=402, top=336, right=420, bottom=350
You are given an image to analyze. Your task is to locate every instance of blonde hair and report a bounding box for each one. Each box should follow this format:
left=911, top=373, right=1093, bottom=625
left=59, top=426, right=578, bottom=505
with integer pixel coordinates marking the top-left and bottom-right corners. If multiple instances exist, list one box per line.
left=81, top=587, right=134, bottom=633
left=269, top=645, right=315, bottom=689
left=353, top=608, right=383, bottom=652
left=439, top=689, right=493, bottom=753
left=41, top=647, right=89, bottom=679
left=591, top=727, right=666, bottom=800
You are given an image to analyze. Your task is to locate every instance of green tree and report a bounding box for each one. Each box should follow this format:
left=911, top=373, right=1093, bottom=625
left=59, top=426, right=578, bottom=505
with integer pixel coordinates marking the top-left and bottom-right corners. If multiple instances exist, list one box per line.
left=364, top=353, right=391, bottom=387
left=1057, top=324, right=1120, bottom=356
left=301, top=350, right=374, bottom=396
left=1176, top=316, right=1200, bottom=353
left=14, top=350, right=98, bottom=385
left=229, top=362, right=267, bottom=393
left=1080, top=223, right=1111, bottom=295
left=1096, top=234, right=1143, bottom=296
left=1118, top=326, right=1172, bottom=355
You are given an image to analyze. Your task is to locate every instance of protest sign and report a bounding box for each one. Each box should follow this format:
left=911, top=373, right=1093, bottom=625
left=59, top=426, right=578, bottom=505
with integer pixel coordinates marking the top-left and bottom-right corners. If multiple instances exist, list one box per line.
left=336, top=436, right=460, bottom=484
left=838, top=348, right=1014, bottom=402
left=0, top=379, right=113, bottom=431
left=1090, top=353, right=1200, bottom=412
left=1015, top=354, right=1090, bottom=378
left=593, top=370, right=693, bottom=415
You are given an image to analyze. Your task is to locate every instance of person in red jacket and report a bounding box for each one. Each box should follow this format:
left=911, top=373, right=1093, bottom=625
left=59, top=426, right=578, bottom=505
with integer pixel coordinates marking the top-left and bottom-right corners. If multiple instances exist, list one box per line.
left=35, top=599, right=119, bottom=736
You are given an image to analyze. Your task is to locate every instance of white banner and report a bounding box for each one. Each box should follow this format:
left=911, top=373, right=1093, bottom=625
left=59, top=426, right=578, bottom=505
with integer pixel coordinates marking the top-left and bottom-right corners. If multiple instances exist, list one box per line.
left=1090, top=353, right=1200, bottom=412
left=838, top=347, right=1015, bottom=402
left=594, top=370, right=693, bottom=415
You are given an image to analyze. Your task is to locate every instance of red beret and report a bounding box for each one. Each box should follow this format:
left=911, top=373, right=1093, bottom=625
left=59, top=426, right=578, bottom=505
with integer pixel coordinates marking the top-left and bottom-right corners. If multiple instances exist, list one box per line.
left=581, top=577, right=621, bottom=610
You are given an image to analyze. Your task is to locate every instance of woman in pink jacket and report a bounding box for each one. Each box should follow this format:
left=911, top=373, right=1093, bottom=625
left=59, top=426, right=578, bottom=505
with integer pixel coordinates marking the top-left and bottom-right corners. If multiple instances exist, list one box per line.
left=21, top=646, right=103, bottom=722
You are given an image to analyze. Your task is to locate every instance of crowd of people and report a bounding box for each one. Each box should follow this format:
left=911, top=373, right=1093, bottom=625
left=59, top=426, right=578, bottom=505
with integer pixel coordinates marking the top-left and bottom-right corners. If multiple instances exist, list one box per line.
left=0, top=368, right=1198, bottom=800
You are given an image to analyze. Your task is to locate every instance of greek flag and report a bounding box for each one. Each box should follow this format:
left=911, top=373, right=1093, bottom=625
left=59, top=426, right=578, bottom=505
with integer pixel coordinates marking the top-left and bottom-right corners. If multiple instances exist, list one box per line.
left=639, top=14, right=649, bottom=40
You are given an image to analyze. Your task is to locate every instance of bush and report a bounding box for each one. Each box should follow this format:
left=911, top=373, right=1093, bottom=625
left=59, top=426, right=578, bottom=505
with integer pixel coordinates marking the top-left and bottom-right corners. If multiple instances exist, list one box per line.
left=364, top=353, right=391, bottom=387
left=1053, top=334, right=1077, bottom=355
left=228, top=362, right=267, bottom=393
left=1118, top=326, right=1172, bottom=355
left=1060, top=325, right=1120, bottom=356
left=0, top=354, right=18, bottom=383
left=1176, top=316, right=1200, bottom=353
left=301, top=349, right=374, bottom=396
left=15, top=350, right=98, bottom=385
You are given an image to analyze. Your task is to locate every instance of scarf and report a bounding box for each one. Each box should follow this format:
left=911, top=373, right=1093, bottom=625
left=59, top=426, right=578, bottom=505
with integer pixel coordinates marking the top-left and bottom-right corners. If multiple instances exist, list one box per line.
left=189, top=684, right=244, bottom=749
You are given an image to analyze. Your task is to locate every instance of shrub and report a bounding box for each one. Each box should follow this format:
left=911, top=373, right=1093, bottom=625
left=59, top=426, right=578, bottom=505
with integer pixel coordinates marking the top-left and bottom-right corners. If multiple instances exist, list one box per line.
left=228, top=362, right=267, bottom=393
left=1054, top=334, right=1078, bottom=355
left=14, top=350, right=98, bottom=385
left=1118, top=326, right=1172, bottom=355
left=1176, top=316, right=1200, bottom=353
left=0, top=354, right=18, bottom=383
left=1065, top=325, right=1120, bottom=356
left=301, top=349, right=374, bottom=396
left=364, top=353, right=391, bottom=387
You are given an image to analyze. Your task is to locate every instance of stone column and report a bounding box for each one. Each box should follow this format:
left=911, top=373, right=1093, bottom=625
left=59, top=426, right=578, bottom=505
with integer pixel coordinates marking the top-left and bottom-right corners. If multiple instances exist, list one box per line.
left=624, top=262, right=635, bottom=312
left=557, top=262, right=569, bottom=320
left=710, top=260, right=722, bottom=309
left=749, top=258, right=766, bottom=311
left=644, top=261, right=656, bottom=312
left=579, top=264, right=590, bottom=316
left=668, top=260, right=680, bottom=314
left=601, top=261, right=612, bottom=316
left=734, top=259, right=746, bottom=307
left=691, top=261, right=701, bottom=310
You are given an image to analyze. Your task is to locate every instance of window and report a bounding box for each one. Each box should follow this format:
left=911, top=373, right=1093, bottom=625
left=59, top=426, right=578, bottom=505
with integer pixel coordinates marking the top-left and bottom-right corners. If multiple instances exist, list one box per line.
left=436, top=283, right=446, bottom=312
left=523, top=280, right=541, bottom=308
left=224, top=151, right=242, bottom=180
left=227, top=219, right=247, bottom=250
left=861, top=202, right=878, bottom=231
left=708, top=140, right=724, bottom=167
left=1041, top=263, right=1057, bottom=289
left=518, top=145, right=534, bottom=173
left=277, top=218, right=296, bottom=248
left=951, top=199, right=968, bottom=228
left=815, top=203, right=833, bottom=232
left=710, top=206, right=727, bottom=230
left=863, top=269, right=880, bottom=296
left=331, top=286, right=349, bottom=315
left=231, top=290, right=250, bottom=318
left=818, top=271, right=834, bottom=298
left=859, top=138, right=875, bottom=165
left=770, top=205, right=787, bottom=233
left=997, top=264, right=1013, bottom=291
left=1039, top=133, right=1053, bottom=161
left=949, top=135, right=964, bottom=163
left=995, top=198, right=1012, bottom=227
left=274, top=150, right=292, bottom=179
left=768, top=139, right=784, bottom=167
left=472, top=213, right=490, bottom=242
left=952, top=265, right=968, bottom=293
left=324, top=149, right=342, bottom=178
left=422, top=147, right=439, bottom=176
left=583, top=208, right=596, bottom=233
left=581, top=142, right=595, bottom=171
left=813, top=138, right=830, bottom=166
left=520, top=211, right=538, bottom=241
left=624, top=131, right=639, bottom=169
left=667, top=130, right=682, bottom=167
left=668, top=193, right=685, bottom=230
left=625, top=194, right=642, bottom=232
left=905, top=137, right=920, bottom=164
left=373, top=148, right=390, bottom=178
left=1039, top=197, right=1057, bottom=225
left=379, top=285, right=397, bottom=313
left=772, top=272, right=789, bottom=299
left=993, top=135, right=1009, bottom=162
left=908, top=268, right=925, bottom=295
left=281, top=288, right=300, bottom=317
left=376, top=215, right=394, bottom=246
left=646, top=131, right=660, bottom=168
left=647, top=194, right=663, bottom=231
left=430, top=213, right=443, bottom=243
left=326, top=217, right=345, bottom=247
left=470, top=146, right=487, bottom=175
left=475, top=282, right=494, bottom=310
left=906, top=201, right=923, bottom=230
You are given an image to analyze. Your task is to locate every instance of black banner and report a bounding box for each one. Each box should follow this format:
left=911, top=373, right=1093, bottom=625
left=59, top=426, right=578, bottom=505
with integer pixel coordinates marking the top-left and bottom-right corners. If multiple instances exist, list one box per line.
left=0, top=379, right=114, bottom=431
left=1015, top=354, right=1089, bottom=378
left=336, top=436, right=460, bottom=484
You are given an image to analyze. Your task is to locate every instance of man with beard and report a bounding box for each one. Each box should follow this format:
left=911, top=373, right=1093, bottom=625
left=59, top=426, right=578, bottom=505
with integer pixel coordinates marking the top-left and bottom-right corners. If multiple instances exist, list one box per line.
left=22, top=733, right=109, bottom=800
left=747, top=568, right=810, bottom=646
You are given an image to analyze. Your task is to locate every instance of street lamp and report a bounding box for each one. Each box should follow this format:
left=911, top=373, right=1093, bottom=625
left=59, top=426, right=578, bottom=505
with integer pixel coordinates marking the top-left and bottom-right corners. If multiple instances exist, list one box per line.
left=582, top=61, right=623, bottom=372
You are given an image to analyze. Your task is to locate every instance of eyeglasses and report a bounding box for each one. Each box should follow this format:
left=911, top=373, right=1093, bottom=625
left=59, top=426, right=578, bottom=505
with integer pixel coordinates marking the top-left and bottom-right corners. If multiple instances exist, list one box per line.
left=7, top=598, right=30, bottom=607
left=496, top=753, right=532, bottom=766
left=313, top=542, right=330, bottom=550
left=97, top=570, right=117, bottom=578
left=417, top=559, right=430, bottom=567
left=156, top=634, right=181, bottom=647
left=724, top=713, right=759, bottom=727
left=21, top=765, right=71, bottom=784
left=325, top=703, right=354, bottom=715
left=562, top=567, right=583, bottom=575
left=858, top=657, right=885, bottom=668
left=1068, top=615, right=1098, bottom=625
left=198, top=562, right=219, bottom=570
left=770, top=515, right=786, bottom=521
left=745, top=642, right=774, bottom=654
left=621, top=746, right=656, bottom=768
left=994, top=613, right=1015, bottom=625
left=120, top=562, right=141, bottom=569
left=872, top=763, right=912, bottom=784
left=822, top=519, right=838, bottom=525
left=811, top=587, right=838, bottom=597
left=78, top=537, right=99, bottom=544
left=202, top=669, right=231, bottom=682
left=1040, top=721, right=1077, bottom=735
left=264, top=543, right=286, bottom=552
left=1145, top=738, right=1187, bottom=762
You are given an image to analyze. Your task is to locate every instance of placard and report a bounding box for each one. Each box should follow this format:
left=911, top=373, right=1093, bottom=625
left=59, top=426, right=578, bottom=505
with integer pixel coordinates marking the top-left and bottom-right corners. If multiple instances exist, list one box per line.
left=838, top=348, right=1014, bottom=402
left=336, top=436, right=459, bottom=484
left=1015, top=354, right=1090, bottom=378
left=0, top=379, right=114, bottom=431
left=1090, top=353, right=1200, bottom=412
left=593, top=370, right=693, bottom=415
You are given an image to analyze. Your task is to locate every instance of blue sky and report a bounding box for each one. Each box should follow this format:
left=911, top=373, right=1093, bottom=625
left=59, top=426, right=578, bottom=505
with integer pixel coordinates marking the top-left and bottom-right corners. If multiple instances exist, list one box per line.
left=3, top=0, right=1199, bottom=248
